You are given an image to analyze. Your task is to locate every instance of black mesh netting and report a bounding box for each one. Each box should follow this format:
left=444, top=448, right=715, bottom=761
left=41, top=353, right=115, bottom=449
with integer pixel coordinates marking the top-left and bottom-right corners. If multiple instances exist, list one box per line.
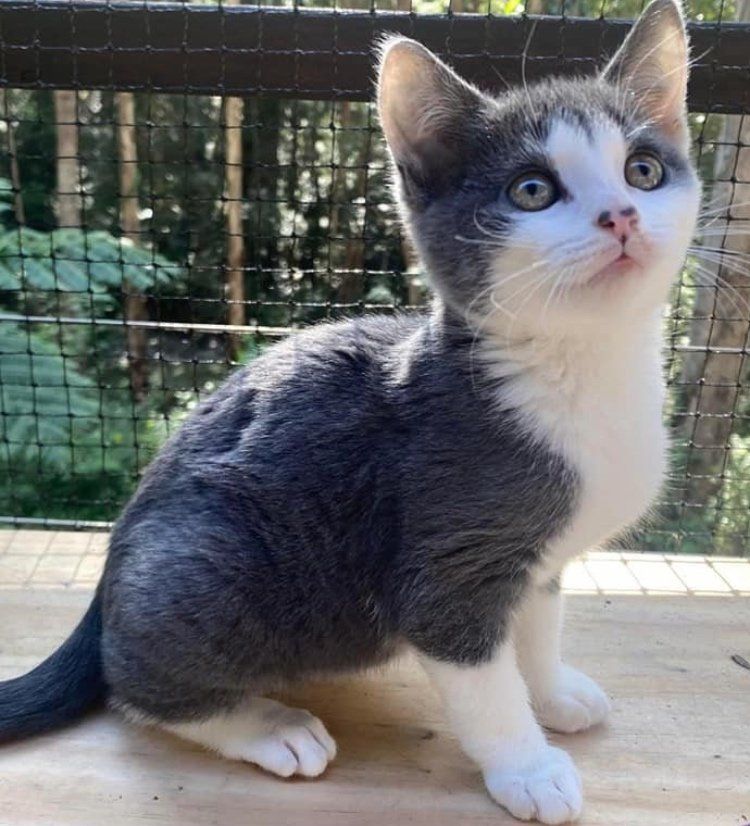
left=0, top=0, right=749, bottom=556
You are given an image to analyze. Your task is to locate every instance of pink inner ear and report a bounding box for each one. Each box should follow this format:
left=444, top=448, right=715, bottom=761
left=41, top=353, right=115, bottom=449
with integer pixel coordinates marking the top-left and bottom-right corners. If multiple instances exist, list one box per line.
left=602, top=1, right=689, bottom=147
left=377, top=40, right=446, bottom=164
left=616, top=62, right=689, bottom=152
left=378, top=38, right=487, bottom=172
left=642, top=76, right=689, bottom=150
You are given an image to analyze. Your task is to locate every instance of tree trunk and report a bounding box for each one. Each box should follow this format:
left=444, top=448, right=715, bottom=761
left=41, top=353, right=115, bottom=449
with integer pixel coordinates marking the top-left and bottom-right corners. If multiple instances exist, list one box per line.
left=245, top=96, right=281, bottom=318
left=0, top=90, right=25, bottom=225
left=332, top=102, right=369, bottom=307
left=116, top=91, right=149, bottom=403
left=224, top=92, right=245, bottom=360
left=221, top=0, right=246, bottom=359
left=53, top=90, right=81, bottom=227
left=680, top=0, right=750, bottom=508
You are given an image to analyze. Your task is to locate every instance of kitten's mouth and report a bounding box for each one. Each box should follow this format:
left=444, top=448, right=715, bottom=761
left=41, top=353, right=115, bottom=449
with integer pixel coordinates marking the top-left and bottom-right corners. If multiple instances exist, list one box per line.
left=589, top=251, right=641, bottom=285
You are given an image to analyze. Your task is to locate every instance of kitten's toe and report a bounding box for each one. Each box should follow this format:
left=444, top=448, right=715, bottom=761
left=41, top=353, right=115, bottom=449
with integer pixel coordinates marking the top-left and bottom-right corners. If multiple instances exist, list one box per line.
left=278, top=723, right=332, bottom=777
left=300, top=710, right=338, bottom=760
left=242, top=737, right=300, bottom=777
left=536, top=664, right=610, bottom=734
left=248, top=706, right=337, bottom=778
left=484, top=745, right=582, bottom=824
left=234, top=717, right=336, bottom=778
left=537, top=695, right=593, bottom=734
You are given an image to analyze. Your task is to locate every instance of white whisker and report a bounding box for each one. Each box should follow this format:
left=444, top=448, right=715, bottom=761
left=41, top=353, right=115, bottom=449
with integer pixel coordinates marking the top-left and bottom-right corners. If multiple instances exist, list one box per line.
left=689, top=249, right=750, bottom=279
left=465, top=259, right=551, bottom=390
left=690, top=263, right=750, bottom=319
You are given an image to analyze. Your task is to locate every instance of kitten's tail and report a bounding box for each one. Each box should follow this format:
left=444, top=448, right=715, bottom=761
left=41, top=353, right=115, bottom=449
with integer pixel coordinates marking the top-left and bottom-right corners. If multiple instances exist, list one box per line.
left=0, top=592, right=106, bottom=741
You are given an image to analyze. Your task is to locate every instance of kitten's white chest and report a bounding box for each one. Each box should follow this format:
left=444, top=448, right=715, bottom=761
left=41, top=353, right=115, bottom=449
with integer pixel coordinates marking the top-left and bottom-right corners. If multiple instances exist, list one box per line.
left=487, top=329, right=667, bottom=581
left=546, top=373, right=666, bottom=572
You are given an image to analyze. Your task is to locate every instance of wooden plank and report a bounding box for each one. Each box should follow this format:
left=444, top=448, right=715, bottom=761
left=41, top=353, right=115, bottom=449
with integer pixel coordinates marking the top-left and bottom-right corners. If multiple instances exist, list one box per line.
left=0, top=530, right=748, bottom=824
left=0, top=2, right=749, bottom=113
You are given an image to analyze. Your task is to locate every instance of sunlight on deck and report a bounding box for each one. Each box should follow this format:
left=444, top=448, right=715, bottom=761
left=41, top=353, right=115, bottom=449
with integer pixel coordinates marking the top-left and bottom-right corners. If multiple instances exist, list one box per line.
left=563, top=551, right=750, bottom=596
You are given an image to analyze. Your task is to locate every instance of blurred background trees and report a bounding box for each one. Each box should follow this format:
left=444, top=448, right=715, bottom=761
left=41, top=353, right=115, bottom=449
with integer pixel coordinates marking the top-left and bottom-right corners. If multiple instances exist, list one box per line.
left=1, top=0, right=748, bottom=556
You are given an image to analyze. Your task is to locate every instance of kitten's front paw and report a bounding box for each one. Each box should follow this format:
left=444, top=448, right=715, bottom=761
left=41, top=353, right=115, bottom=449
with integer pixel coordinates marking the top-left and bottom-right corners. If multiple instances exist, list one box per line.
left=483, top=745, right=582, bottom=824
left=218, top=702, right=336, bottom=778
left=535, top=664, right=610, bottom=734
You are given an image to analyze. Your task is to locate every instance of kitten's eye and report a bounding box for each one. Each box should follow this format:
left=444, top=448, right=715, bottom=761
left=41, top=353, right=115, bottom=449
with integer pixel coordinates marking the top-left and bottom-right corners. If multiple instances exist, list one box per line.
left=625, top=153, right=664, bottom=191
left=508, top=172, right=558, bottom=212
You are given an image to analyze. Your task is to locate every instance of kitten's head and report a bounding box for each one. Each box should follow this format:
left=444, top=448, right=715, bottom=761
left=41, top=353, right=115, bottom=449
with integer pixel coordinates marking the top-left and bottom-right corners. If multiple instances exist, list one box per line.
left=377, top=0, right=700, bottom=336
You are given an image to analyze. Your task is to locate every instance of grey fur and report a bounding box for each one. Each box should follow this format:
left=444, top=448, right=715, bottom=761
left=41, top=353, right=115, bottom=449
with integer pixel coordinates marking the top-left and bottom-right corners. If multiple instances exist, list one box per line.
left=543, top=575, right=562, bottom=595
left=101, top=308, right=576, bottom=720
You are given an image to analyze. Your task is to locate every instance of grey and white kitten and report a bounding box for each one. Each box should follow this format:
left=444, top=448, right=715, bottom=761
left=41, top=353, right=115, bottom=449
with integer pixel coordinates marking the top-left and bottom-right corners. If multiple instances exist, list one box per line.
left=0, top=1, right=699, bottom=823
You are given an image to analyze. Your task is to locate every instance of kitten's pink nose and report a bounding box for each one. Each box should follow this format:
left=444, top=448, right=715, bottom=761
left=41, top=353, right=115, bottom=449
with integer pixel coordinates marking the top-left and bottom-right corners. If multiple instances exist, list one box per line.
left=595, top=206, right=639, bottom=242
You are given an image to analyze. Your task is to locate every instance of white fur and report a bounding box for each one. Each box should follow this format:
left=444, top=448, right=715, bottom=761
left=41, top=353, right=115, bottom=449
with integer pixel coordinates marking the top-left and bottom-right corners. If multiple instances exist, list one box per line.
left=161, top=697, right=337, bottom=778
left=485, top=318, right=668, bottom=583
left=500, top=298, right=660, bottom=731
left=515, top=587, right=610, bottom=734
left=420, top=643, right=583, bottom=824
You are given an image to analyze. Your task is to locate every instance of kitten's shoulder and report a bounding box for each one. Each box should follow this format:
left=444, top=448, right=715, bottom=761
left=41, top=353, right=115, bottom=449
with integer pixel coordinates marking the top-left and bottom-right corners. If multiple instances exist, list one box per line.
left=265, top=313, right=425, bottom=363
left=181, top=313, right=425, bottom=436
left=239, top=313, right=427, bottom=391
left=126, top=315, right=426, bottom=508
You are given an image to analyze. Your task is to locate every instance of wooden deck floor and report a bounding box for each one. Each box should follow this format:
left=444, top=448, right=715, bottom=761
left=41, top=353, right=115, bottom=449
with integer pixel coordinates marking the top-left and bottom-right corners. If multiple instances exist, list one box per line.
left=0, top=529, right=748, bottom=825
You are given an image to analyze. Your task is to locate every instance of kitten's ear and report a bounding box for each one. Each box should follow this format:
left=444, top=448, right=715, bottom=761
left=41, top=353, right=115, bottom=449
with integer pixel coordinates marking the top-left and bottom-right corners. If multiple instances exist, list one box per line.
left=377, top=37, right=485, bottom=197
left=602, top=0, right=690, bottom=147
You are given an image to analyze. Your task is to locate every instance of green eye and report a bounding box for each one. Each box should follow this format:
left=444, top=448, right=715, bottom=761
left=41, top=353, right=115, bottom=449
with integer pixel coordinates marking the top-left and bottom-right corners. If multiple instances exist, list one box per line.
left=625, top=153, right=664, bottom=191
left=508, top=171, right=558, bottom=212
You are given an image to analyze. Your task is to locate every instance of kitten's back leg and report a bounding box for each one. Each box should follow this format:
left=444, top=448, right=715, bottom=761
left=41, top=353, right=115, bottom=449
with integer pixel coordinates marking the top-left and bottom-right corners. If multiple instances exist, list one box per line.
left=157, top=697, right=337, bottom=778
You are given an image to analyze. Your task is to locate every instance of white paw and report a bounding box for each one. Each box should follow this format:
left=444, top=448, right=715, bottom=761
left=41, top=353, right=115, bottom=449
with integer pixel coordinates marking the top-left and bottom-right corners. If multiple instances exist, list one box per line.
left=484, top=745, right=582, bottom=824
left=535, top=664, right=610, bottom=734
left=212, top=700, right=337, bottom=778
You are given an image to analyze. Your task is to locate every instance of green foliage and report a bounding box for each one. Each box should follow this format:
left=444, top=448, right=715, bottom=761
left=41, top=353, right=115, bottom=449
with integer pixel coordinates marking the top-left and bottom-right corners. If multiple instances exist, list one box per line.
left=11, top=91, right=57, bottom=230
left=0, top=321, right=98, bottom=467
left=0, top=227, right=179, bottom=313
left=0, top=216, right=187, bottom=518
left=0, top=318, right=169, bottom=514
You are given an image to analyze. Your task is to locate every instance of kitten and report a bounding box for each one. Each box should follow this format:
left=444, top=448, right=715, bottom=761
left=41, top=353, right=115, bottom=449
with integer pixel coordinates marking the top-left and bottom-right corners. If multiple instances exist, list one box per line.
left=0, top=1, right=699, bottom=822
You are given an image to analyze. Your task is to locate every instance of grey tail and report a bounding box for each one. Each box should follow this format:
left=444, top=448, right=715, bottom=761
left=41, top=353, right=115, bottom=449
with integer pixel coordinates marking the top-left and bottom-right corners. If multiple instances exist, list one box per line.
left=0, top=593, right=106, bottom=742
